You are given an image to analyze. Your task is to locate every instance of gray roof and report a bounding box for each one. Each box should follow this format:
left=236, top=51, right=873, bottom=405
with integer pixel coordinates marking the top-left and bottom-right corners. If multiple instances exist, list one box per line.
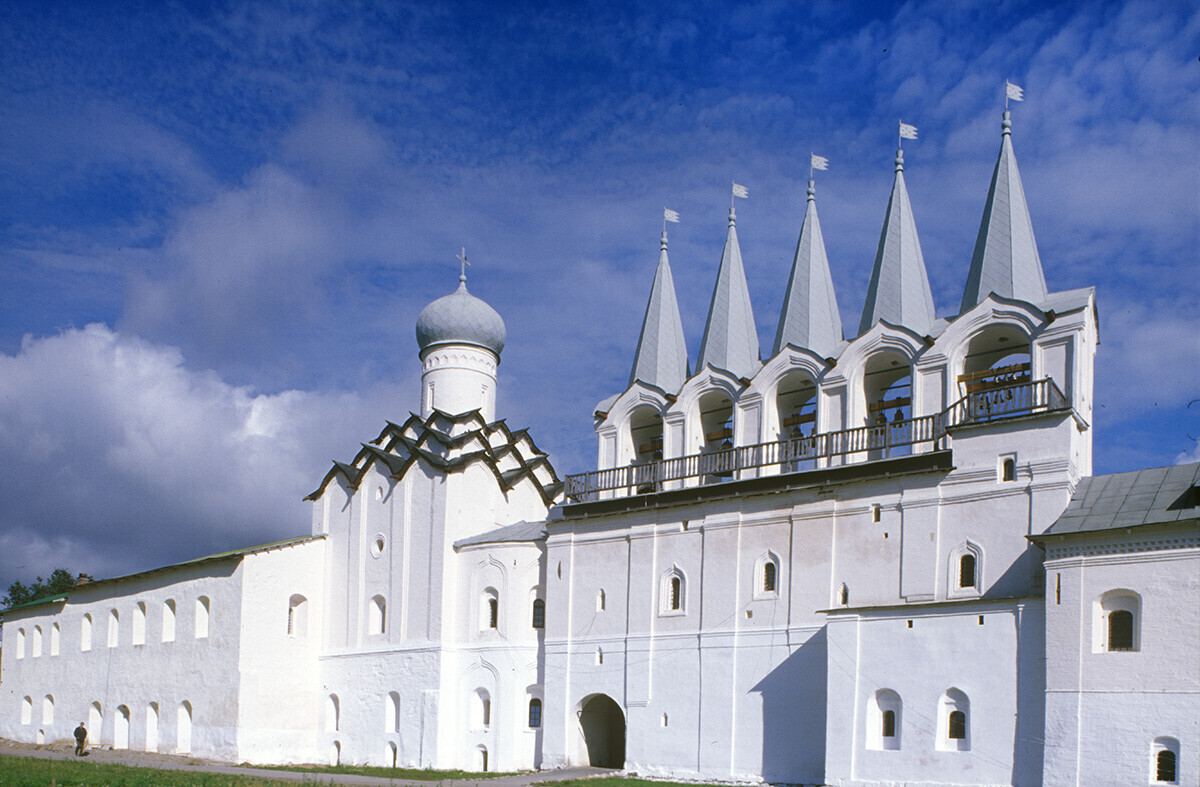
left=454, top=519, right=548, bottom=548
left=773, top=181, right=844, bottom=358
left=858, top=151, right=937, bottom=337
left=1042, top=462, right=1200, bottom=537
left=696, top=208, right=762, bottom=379
left=416, top=277, right=506, bottom=356
left=960, top=112, right=1049, bottom=313
left=629, top=233, right=690, bottom=392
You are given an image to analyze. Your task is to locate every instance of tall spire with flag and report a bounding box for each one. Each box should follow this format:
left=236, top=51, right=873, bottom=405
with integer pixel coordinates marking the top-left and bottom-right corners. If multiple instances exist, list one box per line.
left=859, top=128, right=937, bottom=336
left=774, top=157, right=843, bottom=357
left=697, top=191, right=761, bottom=379
left=629, top=215, right=690, bottom=392
left=960, top=85, right=1048, bottom=312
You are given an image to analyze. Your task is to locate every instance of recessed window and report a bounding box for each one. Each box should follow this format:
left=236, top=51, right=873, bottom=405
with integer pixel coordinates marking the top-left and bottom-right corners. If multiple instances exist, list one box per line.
left=81, top=615, right=92, bottom=651
left=162, top=600, right=176, bottom=643
left=1108, top=610, right=1134, bottom=651
left=872, top=504, right=882, bottom=523
left=1094, top=589, right=1141, bottom=653
left=481, top=588, right=500, bottom=631
left=756, top=553, right=780, bottom=597
left=839, top=583, right=849, bottom=606
left=288, top=594, right=309, bottom=638
left=386, top=691, right=401, bottom=733
left=528, top=698, right=542, bottom=728
left=50, top=623, right=60, bottom=656
left=20, top=696, right=32, bottom=725
left=949, top=542, right=982, bottom=597
left=132, top=602, right=146, bottom=645
left=531, top=598, right=545, bottom=629
left=1153, top=737, right=1180, bottom=784
left=938, top=689, right=970, bottom=751
left=16, top=628, right=25, bottom=659
left=370, top=534, right=386, bottom=558
left=999, top=454, right=1017, bottom=482
left=596, top=589, right=606, bottom=611
left=108, top=609, right=119, bottom=648
left=660, top=568, right=686, bottom=615
left=869, top=689, right=901, bottom=750
left=959, top=554, right=977, bottom=588
left=488, top=598, right=499, bottom=628
left=368, top=595, right=386, bottom=635
left=195, top=597, right=210, bottom=639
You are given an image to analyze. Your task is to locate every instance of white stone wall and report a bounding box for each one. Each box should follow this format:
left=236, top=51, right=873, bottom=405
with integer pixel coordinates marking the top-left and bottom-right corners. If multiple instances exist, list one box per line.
left=1043, top=525, right=1200, bottom=786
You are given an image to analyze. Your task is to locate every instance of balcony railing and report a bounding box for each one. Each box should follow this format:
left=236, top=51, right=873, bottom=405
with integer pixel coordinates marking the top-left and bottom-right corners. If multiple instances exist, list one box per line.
left=564, top=378, right=1068, bottom=503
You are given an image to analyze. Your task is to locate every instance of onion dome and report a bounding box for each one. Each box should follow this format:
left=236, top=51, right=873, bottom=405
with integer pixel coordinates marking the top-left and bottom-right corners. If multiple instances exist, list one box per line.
left=415, top=276, right=506, bottom=356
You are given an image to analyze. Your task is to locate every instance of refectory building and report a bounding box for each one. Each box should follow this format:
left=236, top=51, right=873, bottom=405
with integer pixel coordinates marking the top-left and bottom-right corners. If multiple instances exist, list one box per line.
left=2, top=112, right=1196, bottom=787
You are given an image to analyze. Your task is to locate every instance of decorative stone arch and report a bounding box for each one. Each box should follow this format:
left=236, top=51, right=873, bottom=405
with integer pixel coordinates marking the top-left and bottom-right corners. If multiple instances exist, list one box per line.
left=659, top=565, right=686, bottom=615
left=948, top=541, right=984, bottom=598
left=669, top=368, right=745, bottom=456
left=1093, top=588, right=1141, bottom=653
left=746, top=346, right=830, bottom=443
left=867, top=689, right=901, bottom=750
left=753, top=551, right=781, bottom=598
left=940, top=298, right=1041, bottom=388
left=839, top=324, right=927, bottom=425
left=575, top=693, right=625, bottom=768
left=937, top=688, right=970, bottom=751
left=464, top=657, right=500, bottom=731
left=604, top=383, right=671, bottom=466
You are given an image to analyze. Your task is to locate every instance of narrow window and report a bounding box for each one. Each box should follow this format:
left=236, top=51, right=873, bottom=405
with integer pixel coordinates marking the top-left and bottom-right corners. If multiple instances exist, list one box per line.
left=528, top=698, right=542, bottom=728
left=596, top=647, right=604, bottom=665
left=132, top=602, right=146, bottom=645
left=386, top=692, right=401, bottom=733
left=1156, top=750, right=1177, bottom=782
left=482, top=698, right=491, bottom=727
left=288, top=594, right=308, bottom=638
left=596, top=589, right=605, bottom=611
left=1055, top=573, right=1061, bottom=605
left=531, top=598, right=545, bottom=629
left=162, top=600, right=176, bottom=642
left=1108, top=609, right=1134, bottom=651
left=670, top=576, right=681, bottom=610
left=1002, top=457, right=1016, bottom=481
left=81, top=615, right=92, bottom=651
left=195, top=596, right=210, bottom=639
left=42, top=695, right=54, bottom=725
left=16, top=628, right=25, bottom=659
left=882, top=709, right=895, bottom=738
left=177, top=702, right=192, bottom=754
left=50, top=623, right=60, bottom=656
left=872, top=504, right=881, bottom=522
left=108, top=609, right=119, bottom=648
left=325, top=694, right=340, bottom=732
left=763, top=561, right=777, bottom=593
left=839, top=584, right=849, bottom=606
left=368, top=595, right=386, bottom=635
left=948, top=710, right=966, bottom=740
left=21, top=696, right=32, bottom=725
left=959, top=554, right=977, bottom=588
left=32, top=626, right=42, bottom=657
left=488, top=597, right=499, bottom=628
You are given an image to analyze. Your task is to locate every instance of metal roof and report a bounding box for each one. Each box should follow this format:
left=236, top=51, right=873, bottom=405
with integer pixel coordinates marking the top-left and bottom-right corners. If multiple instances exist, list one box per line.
left=629, top=232, right=690, bottom=393
left=454, top=519, right=547, bottom=548
left=415, top=278, right=506, bottom=356
left=773, top=181, right=844, bottom=358
left=960, top=111, right=1049, bottom=313
left=858, top=151, right=937, bottom=337
left=696, top=208, right=762, bottom=380
left=1041, top=462, right=1200, bottom=537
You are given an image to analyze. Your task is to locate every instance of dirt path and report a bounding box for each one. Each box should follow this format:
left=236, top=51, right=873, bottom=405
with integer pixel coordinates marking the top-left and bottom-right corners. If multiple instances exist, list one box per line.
left=0, top=738, right=618, bottom=786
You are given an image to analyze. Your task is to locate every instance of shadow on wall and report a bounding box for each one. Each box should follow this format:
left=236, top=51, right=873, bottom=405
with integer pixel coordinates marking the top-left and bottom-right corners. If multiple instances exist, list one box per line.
left=988, top=544, right=1044, bottom=598
left=579, top=694, right=625, bottom=768
left=751, top=627, right=827, bottom=784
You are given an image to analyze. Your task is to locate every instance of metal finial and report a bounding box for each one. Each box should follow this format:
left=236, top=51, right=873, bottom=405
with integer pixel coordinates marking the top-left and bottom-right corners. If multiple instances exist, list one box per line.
left=894, top=149, right=905, bottom=173
left=1001, top=109, right=1012, bottom=136
left=456, top=247, right=470, bottom=284
left=807, top=179, right=816, bottom=201
left=660, top=230, right=668, bottom=251
left=728, top=207, right=736, bottom=227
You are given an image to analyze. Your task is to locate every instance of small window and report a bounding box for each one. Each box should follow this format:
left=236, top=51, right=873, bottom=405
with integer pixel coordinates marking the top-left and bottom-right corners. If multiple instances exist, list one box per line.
left=472, top=690, right=491, bottom=729
left=108, top=609, right=119, bottom=648
left=133, top=602, right=146, bottom=645
left=756, top=552, right=781, bottom=598
left=872, top=504, right=882, bottom=523
left=938, top=688, right=970, bottom=751
left=195, top=596, right=210, bottom=639
left=1153, top=737, right=1180, bottom=784
left=32, top=626, right=43, bottom=657
left=528, top=698, right=542, bottom=728
left=870, top=689, right=901, bottom=750
left=42, top=695, right=54, bottom=725
left=16, top=628, right=25, bottom=659
left=882, top=709, right=895, bottom=738
left=1002, top=457, right=1016, bottom=481
left=81, top=615, right=92, bottom=651
left=959, top=554, right=976, bottom=588
left=21, top=696, right=33, bottom=725
left=482, top=698, right=491, bottom=727
left=948, top=710, right=966, bottom=739
left=839, top=583, right=849, bottom=606
left=368, top=595, right=386, bottom=636
left=289, top=594, right=309, bottom=638
left=1109, top=610, right=1134, bottom=651
left=763, top=562, right=777, bottom=593
left=50, top=623, right=60, bottom=656
left=596, top=589, right=605, bottom=611
left=325, top=694, right=340, bottom=732
left=660, top=569, right=686, bottom=615
left=481, top=588, right=500, bottom=631
left=670, top=577, right=681, bottom=610
left=386, top=691, right=401, bottom=733
left=488, top=598, right=499, bottom=628
left=1094, top=589, right=1140, bottom=653
left=531, top=598, right=545, bottom=629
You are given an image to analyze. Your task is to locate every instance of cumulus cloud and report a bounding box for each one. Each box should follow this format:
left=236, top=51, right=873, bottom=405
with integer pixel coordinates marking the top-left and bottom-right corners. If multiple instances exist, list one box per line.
left=0, top=324, right=414, bottom=594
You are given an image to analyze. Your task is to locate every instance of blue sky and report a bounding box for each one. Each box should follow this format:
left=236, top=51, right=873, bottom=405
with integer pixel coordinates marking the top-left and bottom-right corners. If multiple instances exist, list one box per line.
left=1, top=0, right=1197, bottom=592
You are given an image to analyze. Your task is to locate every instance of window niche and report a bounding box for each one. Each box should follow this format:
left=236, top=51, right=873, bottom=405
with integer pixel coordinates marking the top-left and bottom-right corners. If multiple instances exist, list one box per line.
left=1152, top=737, right=1180, bottom=784
left=288, top=594, right=309, bottom=638
left=937, top=689, right=970, bottom=751
left=367, top=595, right=386, bottom=636
left=659, top=568, right=686, bottom=615
left=480, top=588, right=500, bottom=631
left=754, top=552, right=780, bottom=598
left=948, top=542, right=982, bottom=597
left=1093, top=589, right=1141, bottom=653
left=868, top=689, right=901, bottom=750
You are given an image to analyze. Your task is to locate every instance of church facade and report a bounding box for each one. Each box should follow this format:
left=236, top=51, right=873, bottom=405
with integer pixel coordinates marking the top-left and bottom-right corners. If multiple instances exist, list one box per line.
left=2, top=113, right=1197, bottom=787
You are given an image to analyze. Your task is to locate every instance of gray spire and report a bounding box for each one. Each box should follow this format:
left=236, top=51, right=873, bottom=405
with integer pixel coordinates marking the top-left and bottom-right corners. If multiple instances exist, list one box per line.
left=858, top=150, right=937, bottom=336
left=960, top=110, right=1048, bottom=312
left=697, top=208, right=761, bottom=379
left=773, top=180, right=844, bottom=357
left=628, top=232, right=690, bottom=392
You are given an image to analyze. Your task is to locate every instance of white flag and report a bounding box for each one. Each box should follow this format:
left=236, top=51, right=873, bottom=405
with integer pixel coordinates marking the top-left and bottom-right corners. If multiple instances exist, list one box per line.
left=899, top=122, right=918, bottom=140
left=663, top=208, right=680, bottom=223
left=1006, top=81, right=1024, bottom=102
left=810, top=154, right=829, bottom=171
left=732, top=182, right=749, bottom=199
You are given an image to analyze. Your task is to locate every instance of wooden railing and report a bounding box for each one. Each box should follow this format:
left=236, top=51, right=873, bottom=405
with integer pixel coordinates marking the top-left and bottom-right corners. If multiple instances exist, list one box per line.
left=564, top=378, right=1069, bottom=503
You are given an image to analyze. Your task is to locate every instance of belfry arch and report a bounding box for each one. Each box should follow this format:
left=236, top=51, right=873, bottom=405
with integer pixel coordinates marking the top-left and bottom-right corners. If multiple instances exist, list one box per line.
left=577, top=693, right=625, bottom=768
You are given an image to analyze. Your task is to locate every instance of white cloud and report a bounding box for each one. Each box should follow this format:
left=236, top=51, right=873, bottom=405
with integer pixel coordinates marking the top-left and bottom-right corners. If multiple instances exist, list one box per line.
left=0, top=324, right=413, bottom=594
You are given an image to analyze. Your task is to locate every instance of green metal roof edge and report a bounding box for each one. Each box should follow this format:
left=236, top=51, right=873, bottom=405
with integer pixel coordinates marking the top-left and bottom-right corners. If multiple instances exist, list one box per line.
left=1, top=534, right=324, bottom=617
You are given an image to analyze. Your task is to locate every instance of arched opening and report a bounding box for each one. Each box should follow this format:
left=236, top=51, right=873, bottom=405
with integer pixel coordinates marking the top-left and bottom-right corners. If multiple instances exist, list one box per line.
left=579, top=694, right=625, bottom=768
left=176, top=702, right=192, bottom=754
left=88, top=702, right=102, bottom=737
left=1109, top=609, right=1134, bottom=651
left=863, top=351, right=913, bottom=458
left=108, top=609, right=119, bottom=647
left=958, top=325, right=1032, bottom=421
left=81, top=615, right=92, bottom=651
left=42, top=694, right=54, bottom=726
left=330, top=740, right=341, bottom=766
left=938, top=689, right=970, bottom=751
left=480, top=588, right=499, bottom=631
left=51, top=623, right=60, bottom=655
left=660, top=568, right=685, bottom=614
left=477, top=745, right=489, bottom=772
left=959, top=554, right=976, bottom=588
left=386, top=741, right=398, bottom=768
left=1153, top=737, right=1180, bottom=784
left=20, top=696, right=32, bottom=725
left=630, top=405, right=663, bottom=493
left=32, top=626, right=42, bottom=657
left=698, top=390, right=734, bottom=481
left=145, top=703, right=159, bottom=752
left=325, top=694, right=340, bottom=732
left=529, top=697, right=543, bottom=728
left=868, top=689, right=901, bottom=750
left=114, top=705, right=130, bottom=750
left=133, top=602, right=146, bottom=645
left=386, top=691, right=401, bottom=733
left=1093, top=589, right=1141, bottom=652
left=16, top=628, right=25, bottom=659
left=532, top=598, right=545, bottom=629
left=162, top=600, right=176, bottom=642
left=368, top=595, right=386, bottom=636
left=288, top=594, right=308, bottom=637
left=776, top=370, right=818, bottom=471
left=195, top=596, right=210, bottom=639
left=472, top=689, right=491, bottom=729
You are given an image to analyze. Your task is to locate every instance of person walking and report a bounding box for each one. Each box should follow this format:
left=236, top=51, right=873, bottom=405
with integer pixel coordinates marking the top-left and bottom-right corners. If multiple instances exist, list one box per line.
left=73, top=722, right=87, bottom=756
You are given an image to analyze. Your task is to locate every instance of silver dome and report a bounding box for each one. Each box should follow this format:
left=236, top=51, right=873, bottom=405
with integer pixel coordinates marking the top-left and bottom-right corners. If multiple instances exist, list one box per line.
left=415, top=279, right=506, bottom=356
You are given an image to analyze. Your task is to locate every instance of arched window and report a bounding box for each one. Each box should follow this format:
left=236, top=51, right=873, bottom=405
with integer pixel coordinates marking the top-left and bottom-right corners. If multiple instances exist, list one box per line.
left=32, top=626, right=42, bottom=657
left=763, top=562, right=777, bottom=592
left=1093, top=589, right=1141, bottom=653
left=194, top=596, right=210, bottom=639
left=472, top=689, right=491, bottom=729
left=660, top=569, right=686, bottom=615
left=81, top=614, right=92, bottom=651
left=51, top=623, right=60, bottom=656
left=368, top=595, right=386, bottom=636
left=145, top=702, right=159, bottom=752
left=325, top=694, right=340, bottom=732
left=20, top=696, right=32, bottom=725
left=108, top=609, right=119, bottom=647
left=114, top=705, right=130, bottom=750
left=1001, top=456, right=1016, bottom=482
left=386, top=691, right=400, bottom=733
left=480, top=588, right=499, bottom=631
left=528, top=698, right=542, bottom=728
left=1153, top=737, right=1180, bottom=783
left=43, top=694, right=54, bottom=725
left=938, top=689, right=970, bottom=751
left=531, top=598, right=545, bottom=629
left=177, top=701, right=192, bottom=754
left=162, top=600, right=176, bottom=642
left=949, top=542, right=982, bottom=597
left=868, top=689, right=901, bottom=750
left=596, top=589, right=606, bottom=611
left=756, top=552, right=780, bottom=598
left=133, top=602, right=146, bottom=645
left=16, top=628, right=25, bottom=659
left=288, top=594, right=308, bottom=638
left=489, top=597, right=499, bottom=628
left=839, top=583, right=849, bottom=606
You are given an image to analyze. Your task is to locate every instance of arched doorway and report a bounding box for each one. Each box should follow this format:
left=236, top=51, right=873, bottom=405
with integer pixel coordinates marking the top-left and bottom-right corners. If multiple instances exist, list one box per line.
left=579, top=694, right=625, bottom=768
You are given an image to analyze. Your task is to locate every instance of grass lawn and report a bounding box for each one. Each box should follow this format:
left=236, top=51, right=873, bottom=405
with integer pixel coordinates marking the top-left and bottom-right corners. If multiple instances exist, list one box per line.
left=533, top=781, right=699, bottom=787
left=0, top=754, right=297, bottom=786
